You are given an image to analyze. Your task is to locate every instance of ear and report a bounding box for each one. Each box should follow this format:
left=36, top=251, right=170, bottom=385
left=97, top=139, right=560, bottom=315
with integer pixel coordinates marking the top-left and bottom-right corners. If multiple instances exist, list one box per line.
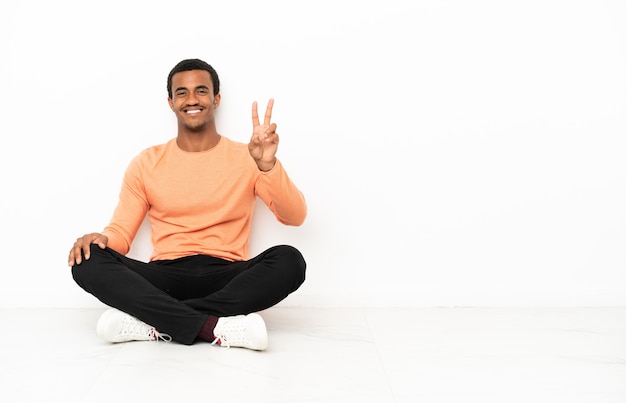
left=167, top=97, right=174, bottom=111
left=213, top=93, right=221, bottom=108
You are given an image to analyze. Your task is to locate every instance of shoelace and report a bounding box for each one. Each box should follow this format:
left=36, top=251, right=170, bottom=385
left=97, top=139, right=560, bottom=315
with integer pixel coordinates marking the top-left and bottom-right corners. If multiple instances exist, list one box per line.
left=211, top=334, right=230, bottom=348
left=149, top=328, right=173, bottom=342
left=121, top=316, right=172, bottom=342
left=211, top=320, right=249, bottom=348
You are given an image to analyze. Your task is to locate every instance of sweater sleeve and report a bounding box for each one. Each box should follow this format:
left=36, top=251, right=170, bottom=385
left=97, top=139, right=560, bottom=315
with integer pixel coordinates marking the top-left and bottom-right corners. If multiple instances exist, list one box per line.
left=255, top=159, right=307, bottom=226
left=102, top=156, right=150, bottom=255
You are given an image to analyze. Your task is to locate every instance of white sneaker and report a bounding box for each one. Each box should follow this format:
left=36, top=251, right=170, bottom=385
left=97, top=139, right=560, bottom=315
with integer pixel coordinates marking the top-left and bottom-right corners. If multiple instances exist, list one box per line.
left=96, top=308, right=172, bottom=343
left=211, top=313, right=268, bottom=351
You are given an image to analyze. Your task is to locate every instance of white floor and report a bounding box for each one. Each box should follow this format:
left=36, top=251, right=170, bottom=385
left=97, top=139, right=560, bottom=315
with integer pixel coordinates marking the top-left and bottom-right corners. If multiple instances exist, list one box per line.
left=1, top=307, right=625, bottom=403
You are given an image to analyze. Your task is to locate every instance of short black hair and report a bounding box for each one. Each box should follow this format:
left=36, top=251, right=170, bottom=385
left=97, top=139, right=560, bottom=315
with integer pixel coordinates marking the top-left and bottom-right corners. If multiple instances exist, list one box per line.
left=167, top=59, right=220, bottom=98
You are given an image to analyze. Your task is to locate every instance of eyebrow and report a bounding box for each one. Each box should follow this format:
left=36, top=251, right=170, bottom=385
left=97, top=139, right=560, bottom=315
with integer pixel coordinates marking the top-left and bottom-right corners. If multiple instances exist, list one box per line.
left=175, top=85, right=210, bottom=92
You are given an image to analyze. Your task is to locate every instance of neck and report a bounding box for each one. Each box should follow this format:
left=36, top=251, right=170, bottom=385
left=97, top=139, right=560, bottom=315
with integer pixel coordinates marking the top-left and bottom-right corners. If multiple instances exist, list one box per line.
left=176, top=126, right=221, bottom=152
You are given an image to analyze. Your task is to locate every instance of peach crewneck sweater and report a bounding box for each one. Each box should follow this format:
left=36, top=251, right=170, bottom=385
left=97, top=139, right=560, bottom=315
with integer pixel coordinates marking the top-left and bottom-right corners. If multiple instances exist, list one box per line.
left=102, top=137, right=306, bottom=262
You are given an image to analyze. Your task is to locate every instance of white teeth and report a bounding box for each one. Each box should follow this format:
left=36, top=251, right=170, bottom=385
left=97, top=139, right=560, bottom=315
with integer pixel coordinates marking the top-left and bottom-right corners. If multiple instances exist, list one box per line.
left=186, top=110, right=201, bottom=114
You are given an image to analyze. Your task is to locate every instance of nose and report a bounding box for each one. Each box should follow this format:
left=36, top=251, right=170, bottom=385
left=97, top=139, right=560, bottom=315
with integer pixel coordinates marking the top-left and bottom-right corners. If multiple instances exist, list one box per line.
left=186, top=93, right=199, bottom=105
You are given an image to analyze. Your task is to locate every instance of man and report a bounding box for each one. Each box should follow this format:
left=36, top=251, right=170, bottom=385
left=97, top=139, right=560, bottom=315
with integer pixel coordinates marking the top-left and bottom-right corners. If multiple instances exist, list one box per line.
left=68, top=58, right=307, bottom=351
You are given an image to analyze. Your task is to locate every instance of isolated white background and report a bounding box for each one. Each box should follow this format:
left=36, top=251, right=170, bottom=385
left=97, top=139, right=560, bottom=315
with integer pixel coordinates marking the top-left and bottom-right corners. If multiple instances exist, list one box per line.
left=0, top=0, right=624, bottom=308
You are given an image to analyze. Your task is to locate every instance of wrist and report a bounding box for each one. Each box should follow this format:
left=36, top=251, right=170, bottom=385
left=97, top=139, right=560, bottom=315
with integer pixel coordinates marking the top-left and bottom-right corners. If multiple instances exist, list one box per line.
left=256, top=158, right=276, bottom=172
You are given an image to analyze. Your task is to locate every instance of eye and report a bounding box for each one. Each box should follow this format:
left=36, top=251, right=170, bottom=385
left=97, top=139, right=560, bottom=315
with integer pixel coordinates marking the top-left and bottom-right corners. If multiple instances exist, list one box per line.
left=197, top=88, right=209, bottom=95
left=176, top=90, right=188, bottom=97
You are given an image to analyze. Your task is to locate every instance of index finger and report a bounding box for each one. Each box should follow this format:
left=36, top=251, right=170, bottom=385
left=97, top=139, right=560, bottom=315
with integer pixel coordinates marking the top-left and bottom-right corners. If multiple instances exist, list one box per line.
left=252, top=101, right=260, bottom=127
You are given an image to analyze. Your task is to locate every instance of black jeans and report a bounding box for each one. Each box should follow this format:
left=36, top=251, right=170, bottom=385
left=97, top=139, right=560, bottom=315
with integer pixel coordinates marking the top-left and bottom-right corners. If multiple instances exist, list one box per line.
left=72, top=244, right=306, bottom=345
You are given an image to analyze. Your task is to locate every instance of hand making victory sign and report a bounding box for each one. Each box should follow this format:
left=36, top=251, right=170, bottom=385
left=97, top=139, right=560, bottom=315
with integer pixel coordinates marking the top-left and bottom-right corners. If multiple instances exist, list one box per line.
left=249, top=98, right=279, bottom=172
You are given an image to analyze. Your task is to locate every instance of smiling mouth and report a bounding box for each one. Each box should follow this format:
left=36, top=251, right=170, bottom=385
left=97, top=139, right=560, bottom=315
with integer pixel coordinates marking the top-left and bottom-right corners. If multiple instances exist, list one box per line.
left=185, top=109, right=202, bottom=115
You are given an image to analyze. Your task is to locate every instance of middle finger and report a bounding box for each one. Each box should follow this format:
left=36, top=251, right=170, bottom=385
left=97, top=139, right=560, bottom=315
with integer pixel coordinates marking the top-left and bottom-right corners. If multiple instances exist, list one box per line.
left=263, top=98, right=274, bottom=126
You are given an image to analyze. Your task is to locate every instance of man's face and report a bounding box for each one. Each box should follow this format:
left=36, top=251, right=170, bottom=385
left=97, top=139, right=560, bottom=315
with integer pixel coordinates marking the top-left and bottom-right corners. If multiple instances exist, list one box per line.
left=168, top=69, right=220, bottom=132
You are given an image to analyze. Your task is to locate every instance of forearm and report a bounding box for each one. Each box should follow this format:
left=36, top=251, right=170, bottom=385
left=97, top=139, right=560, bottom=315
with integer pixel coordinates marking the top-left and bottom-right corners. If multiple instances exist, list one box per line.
left=256, top=159, right=307, bottom=226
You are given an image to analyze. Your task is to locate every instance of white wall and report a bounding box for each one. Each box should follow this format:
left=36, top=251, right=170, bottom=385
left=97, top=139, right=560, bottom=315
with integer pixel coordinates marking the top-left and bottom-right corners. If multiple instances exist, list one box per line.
left=1, top=0, right=625, bottom=308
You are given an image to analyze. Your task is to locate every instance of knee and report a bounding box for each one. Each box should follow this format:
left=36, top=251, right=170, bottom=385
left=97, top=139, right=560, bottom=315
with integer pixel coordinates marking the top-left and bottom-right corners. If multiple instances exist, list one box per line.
left=274, top=245, right=306, bottom=285
left=71, top=245, right=111, bottom=288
